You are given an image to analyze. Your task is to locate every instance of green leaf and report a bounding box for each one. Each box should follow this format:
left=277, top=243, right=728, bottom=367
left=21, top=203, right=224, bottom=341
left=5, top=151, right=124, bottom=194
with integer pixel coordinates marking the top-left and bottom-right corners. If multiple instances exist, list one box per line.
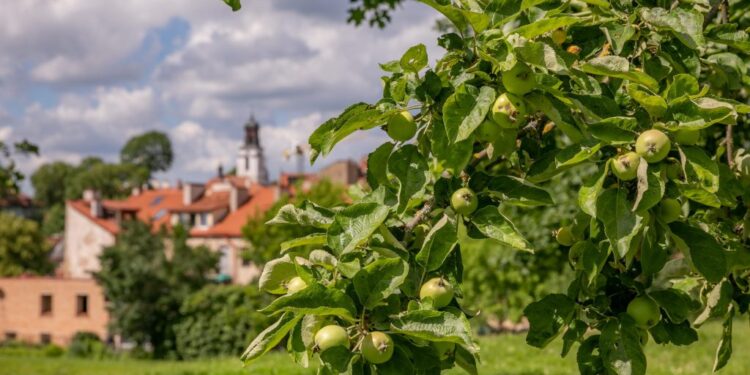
left=287, top=319, right=310, bottom=368
left=580, top=56, right=659, bottom=90
left=327, top=202, right=390, bottom=255
left=578, top=163, right=608, bottom=217
left=258, top=255, right=297, bottom=294
left=443, top=84, right=496, bottom=143
left=706, top=24, right=750, bottom=52
left=241, top=313, right=301, bottom=364
left=400, top=44, right=428, bottom=73
left=664, top=74, right=700, bottom=103
left=525, top=92, right=584, bottom=142
left=693, top=280, right=733, bottom=327
left=388, top=145, right=430, bottom=213
left=353, top=257, right=409, bottom=309
left=713, top=306, right=734, bottom=372
left=650, top=289, right=699, bottom=323
left=471, top=206, right=532, bottom=251
left=681, top=146, right=719, bottom=193
left=486, top=175, right=554, bottom=207
left=416, top=215, right=458, bottom=271
left=260, top=283, right=358, bottom=321
left=267, top=201, right=335, bottom=229
left=514, top=39, right=568, bottom=73
left=669, top=222, right=727, bottom=283
left=668, top=97, right=737, bottom=129
left=588, top=117, right=638, bottom=144
left=454, top=344, right=479, bottom=375
left=577, top=241, right=609, bottom=286
left=650, top=320, right=698, bottom=346
left=524, top=294, right=575, bottom=348
left=390, top=309, right=479, bottom=353
left=309, top=103, right=386, bottom=162
left=639, top=7, right=705, bottom=49
left=280, top=233, right=327, bottom=253
left=367, top=142, right=395, bottom=189
left=640, top=226, right=668, bottom=276
left=512, top=16, right=581, bottom=39
left=527, top=142, right=602, bottom=183
left=319, top=346, right=355, bottom=374
left=418, top=0, right=468, bottom=34
left=431, top=117, right=473, bottom=174
left=596, top=188, right=642, bottom=258
left=599, top=318, right=647, bottom=375
left=632, top=161, right=665, bottom=213
left=222, top=0, right=241, bottom=11
left=627, top=84, right=667, bottom=118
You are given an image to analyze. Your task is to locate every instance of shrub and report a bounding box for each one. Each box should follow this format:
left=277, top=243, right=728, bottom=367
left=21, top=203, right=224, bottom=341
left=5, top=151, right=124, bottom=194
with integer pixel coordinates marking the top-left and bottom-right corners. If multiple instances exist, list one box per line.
left=67, top=331, right=108, bottom=359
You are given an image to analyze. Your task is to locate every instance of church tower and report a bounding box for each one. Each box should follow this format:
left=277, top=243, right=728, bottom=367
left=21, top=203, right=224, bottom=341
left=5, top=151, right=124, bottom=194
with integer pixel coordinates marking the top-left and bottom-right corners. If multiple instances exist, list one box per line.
left=236, top=115, right=269, bottom=184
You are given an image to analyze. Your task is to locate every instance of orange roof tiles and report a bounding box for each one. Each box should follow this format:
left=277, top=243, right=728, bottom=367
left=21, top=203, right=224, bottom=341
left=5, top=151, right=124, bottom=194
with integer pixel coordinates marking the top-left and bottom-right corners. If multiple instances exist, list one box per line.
left=171, top=191, right=230, bottom=213
left=190, top=185, right=277, bottom=238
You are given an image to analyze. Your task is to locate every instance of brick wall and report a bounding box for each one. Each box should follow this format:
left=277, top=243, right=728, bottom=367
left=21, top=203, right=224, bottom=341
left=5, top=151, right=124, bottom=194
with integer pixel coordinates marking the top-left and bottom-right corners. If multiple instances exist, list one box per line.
left=0, top=277, right=109, bottom=346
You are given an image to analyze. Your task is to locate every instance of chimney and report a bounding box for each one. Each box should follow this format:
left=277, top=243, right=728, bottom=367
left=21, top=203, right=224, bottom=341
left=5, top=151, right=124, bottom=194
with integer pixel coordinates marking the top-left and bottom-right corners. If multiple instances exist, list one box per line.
left=90, top=199, right=103, bottom=218
left=230, top=186, right=249, bottom=212
left=183, top=183, right=205, bottom=206
left=131, top=187, right=141, bottom=196
left=82, top=189, right=99, bottom=202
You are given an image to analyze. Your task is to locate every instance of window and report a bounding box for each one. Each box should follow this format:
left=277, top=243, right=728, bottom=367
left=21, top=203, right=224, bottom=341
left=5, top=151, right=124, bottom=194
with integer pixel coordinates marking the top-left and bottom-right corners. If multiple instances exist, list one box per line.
left=41, top=294, right=53, bottom=316
left=198, top=213, right=209, bottom=227
left=40, top=333, right=52, bottom=345
left=149, top=196, right=164, bottom=207
left=76, top=295, right=89, bottom=316
left=4, top=332, right=16, bottom=341
left=152, top=209, right=167, bottom=221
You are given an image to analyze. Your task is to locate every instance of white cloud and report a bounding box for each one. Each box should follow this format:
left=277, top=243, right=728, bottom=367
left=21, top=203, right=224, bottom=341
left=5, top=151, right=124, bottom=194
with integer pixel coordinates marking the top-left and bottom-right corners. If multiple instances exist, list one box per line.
left=0, top=126, right=12, bottom=142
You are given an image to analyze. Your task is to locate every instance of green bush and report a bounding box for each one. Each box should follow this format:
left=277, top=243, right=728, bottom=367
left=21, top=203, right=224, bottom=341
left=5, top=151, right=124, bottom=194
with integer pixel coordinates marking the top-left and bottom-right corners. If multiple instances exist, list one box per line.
left=42, top=344, right=65, bottom=357
left=174, top=284, right=272, bottom=359
left=68, top=331, right=108, bottom=359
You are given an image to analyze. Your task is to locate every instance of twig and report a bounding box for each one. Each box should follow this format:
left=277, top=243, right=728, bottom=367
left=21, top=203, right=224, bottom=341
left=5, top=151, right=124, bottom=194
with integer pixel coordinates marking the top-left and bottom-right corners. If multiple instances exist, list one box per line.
left=727, top=125, right=735, bottom=168
left=405, top=200, right=433, bottom=231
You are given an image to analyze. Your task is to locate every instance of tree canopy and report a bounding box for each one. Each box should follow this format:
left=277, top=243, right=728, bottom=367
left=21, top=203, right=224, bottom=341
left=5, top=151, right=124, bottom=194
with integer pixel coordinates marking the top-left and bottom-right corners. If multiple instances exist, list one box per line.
left=0, top=212, right=52, bottom=276
left=120, top=131, right=174, bottom=176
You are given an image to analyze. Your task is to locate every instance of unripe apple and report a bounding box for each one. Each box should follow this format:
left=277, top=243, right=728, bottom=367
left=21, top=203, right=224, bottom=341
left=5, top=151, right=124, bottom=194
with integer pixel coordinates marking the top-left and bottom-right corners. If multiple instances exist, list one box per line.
left=419, top=277, right=454, bottom=308
left=658, top=198, right=682, bottom=223
left=635, top=129, right=671, bottom=163
left=673, top=128, right=700, bottom=145
left=665, top=161, right=682, bottom=181
left=551, top=29, right=567, bottom=45
left=386, top=111, right=417, bottom=141
left=502, top=63, right=536, bottom=95
left=491, top=93, right=526, bottom=128
left=286, top=276, right=307, bottom=294
left=556, top=226, right=575, bottom=247
left=475, top=119, right=502, bottom=142
left=361, top=332, right=394, bottom=364
left=433, top=341, right=455, bottom=360
left=611, top=152, right=641, bottom=181
left=314, top=325, right=349, bottom=352
left=626, top=296, right=661, bottom=328
left=451, top=187, right=478, bottom=216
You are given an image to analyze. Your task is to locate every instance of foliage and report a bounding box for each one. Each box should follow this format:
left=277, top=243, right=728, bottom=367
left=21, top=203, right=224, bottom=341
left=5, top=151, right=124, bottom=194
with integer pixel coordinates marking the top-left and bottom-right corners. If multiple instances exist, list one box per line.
left=0, top=139, right=37, bottom=199
left=174, top=284, right=272, bottom=359
left=0, top=212, right=52, bottom=276
left=31, top=161, right=74, bottom=208
left=119, top=131, right=174, bottom=176
left=242, top=179, right=346, bottom=264
left=65, top=161, right=149, bottom=201
left=232, top=0, right=750, bottom=374
left=221, top=0, right=404, bottom=28
left=93, top=222, right=218, bottom=358
left=67, top=332, right=108, bottom=359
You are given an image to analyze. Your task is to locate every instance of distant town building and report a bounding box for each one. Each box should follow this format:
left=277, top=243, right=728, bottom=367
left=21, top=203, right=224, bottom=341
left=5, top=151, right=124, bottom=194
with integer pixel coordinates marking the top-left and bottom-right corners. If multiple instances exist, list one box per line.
left=0, top=193, right=39, bottom=220
left=236, top=116, right=268, bottom=184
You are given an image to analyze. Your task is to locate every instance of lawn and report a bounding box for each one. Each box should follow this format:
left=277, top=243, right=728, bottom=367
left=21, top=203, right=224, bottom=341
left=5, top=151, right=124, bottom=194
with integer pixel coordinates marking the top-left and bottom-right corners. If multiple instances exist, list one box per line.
left=1, top=320, right=748, bottom=375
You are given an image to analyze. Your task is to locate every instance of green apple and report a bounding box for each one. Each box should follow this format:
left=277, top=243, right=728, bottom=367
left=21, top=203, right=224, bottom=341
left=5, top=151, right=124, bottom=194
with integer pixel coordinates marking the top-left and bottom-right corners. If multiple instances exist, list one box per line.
left=502, top=62, right=536, bottom=95
left=451, top=187, right=478, bottom=216
left=286, top=276, right=307, bottom=294
left=556, top=226, right=575, bottom=247
left=665, top=161, right=682, bottom=181
left=433, top=341, right=455, bottom=360
left=658, top=198, right=682, bottom=223
left=314, top=325, right=349, bottom=352
left=611, top=152, right=641, bottom=181
left=673, top=128, right=700, bottom=145
left=361, top=332, right=394, bottom=364
left=551, top=29, right=567, bottom=45
left=386, top=111, right=417, bottom=141
left=476, top=119, right=502, bottom=142
left=626, top=296, right=661, bottom=328
left=491, top=93, right=526, bottom=128
left=419, top=277, right=454, bottom=308
left=635, top=129, right=671, bottom=163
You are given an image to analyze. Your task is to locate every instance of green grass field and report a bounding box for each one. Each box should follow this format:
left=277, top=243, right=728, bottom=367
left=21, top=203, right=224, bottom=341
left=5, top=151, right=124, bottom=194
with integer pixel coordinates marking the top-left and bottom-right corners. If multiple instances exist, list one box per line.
left=1, top=320, right=748, bottom=375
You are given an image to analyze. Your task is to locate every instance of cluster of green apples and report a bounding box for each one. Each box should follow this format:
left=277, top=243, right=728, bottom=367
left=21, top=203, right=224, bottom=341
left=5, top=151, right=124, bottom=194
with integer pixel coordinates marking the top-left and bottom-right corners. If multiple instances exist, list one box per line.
left=286, top=274, right=456, bottom=364
left=626, top=296, right=662, bottom=346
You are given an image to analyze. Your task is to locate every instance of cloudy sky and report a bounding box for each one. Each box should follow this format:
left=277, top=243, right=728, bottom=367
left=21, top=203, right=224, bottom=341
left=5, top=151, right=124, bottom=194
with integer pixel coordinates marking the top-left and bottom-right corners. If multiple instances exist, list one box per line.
left=0, top=0, right=441, bottom=191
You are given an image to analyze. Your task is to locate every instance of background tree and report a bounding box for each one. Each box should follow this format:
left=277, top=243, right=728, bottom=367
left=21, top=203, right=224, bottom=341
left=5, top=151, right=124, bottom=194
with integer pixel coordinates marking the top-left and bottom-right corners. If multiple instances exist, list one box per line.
left=31, top=161, right=74, bottom=208
left=241, top=179, right=346, bottom=264
left=174, top=284, right=272, bottom=359
left=0, top=212, right=52, bottom=276
left=0, top=140, right=38, bottom=199
left=94, top=222, right=218, bottom=358
left=120, top=131, right=174, bottom=176
left=65, top=162, right=149, bottom=200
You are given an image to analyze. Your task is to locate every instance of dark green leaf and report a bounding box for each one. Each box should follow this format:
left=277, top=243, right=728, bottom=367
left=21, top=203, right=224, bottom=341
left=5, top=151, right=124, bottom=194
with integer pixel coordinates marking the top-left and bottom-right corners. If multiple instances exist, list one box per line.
left=588, top=117, right=638, bottom=144
left=367, top=142, right=395, bottom=189
left=416, top=215, right=458, bottom=271
left=390, top=309, right=479, bottom=353
left=693, top=280, right=733, bottom=327
left=388, top=145, right=430, bottom=213
left=443, top=84, right=496, bottom=143
left=327, top=202, right=390, bottom=255
left=400, top=44, right=428, bottom=73
left=260, top=283, right=358, bottom=321
left=242, top=313, right=301, bottom=363
left=599, top=318, right=647, bottom=375
left=487, top=175, right=554, bottom=207
left=353, top=257, right=409, bottom=309
left=596, top=188, right=642, bottom=258
left=524, top=294, right=575, bottom=348
left=670, top=222, right=727, bottom=283
left=471, top=206, right=532, bottom=251
left=713, top=306, right=734, bottom=372
left=267, top=201, right=335, bottom=229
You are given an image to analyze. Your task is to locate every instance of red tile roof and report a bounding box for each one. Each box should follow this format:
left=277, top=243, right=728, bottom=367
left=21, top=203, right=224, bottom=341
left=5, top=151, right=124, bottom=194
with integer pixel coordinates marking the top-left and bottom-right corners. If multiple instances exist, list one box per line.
left=190, top=185, right=276, bottom=238
left=68, top=200, right=121, bottom=234
left=171, top=191, right=230, bottom=213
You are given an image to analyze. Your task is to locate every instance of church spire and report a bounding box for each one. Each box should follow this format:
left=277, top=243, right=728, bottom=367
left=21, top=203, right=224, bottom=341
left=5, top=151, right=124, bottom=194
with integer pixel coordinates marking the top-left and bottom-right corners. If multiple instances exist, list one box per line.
left=244, top=115, right=260, bottom=147
left=237, top=114, right=268, bottom=184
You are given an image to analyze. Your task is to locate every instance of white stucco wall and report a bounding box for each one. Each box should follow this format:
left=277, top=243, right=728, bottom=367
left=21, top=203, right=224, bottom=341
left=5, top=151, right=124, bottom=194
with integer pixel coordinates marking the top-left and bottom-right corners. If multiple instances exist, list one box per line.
left=63, top=203, right=115, bottom=279
left=186, top=237, right=260, bottom=284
